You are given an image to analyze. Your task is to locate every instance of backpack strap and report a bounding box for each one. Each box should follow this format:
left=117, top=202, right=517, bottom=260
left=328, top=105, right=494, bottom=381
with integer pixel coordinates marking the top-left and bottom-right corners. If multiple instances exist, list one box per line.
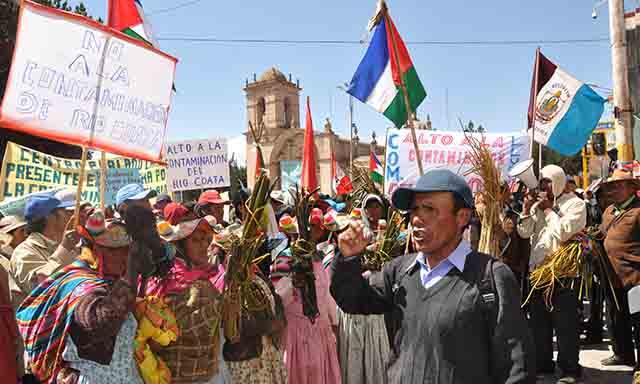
left=478, top=256, right=498, bottom=341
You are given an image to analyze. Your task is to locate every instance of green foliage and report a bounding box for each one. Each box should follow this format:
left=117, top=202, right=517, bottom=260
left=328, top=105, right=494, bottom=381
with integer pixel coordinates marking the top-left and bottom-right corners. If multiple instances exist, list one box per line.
left=229, top=160, right=248, bottom=198
left=33, top=0, right=103, bottom=23
left=462, top=120, right=486, bottom=133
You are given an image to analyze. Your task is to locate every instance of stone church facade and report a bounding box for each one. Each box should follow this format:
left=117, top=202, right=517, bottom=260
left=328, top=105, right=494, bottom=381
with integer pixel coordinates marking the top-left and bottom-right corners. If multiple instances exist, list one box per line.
left=245, top=67, right=384, bottom=194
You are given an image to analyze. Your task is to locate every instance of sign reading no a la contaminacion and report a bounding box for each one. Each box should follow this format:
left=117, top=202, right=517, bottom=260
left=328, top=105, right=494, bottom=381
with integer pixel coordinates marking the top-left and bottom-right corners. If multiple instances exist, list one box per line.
left=165, top=138, right=230, bottom=192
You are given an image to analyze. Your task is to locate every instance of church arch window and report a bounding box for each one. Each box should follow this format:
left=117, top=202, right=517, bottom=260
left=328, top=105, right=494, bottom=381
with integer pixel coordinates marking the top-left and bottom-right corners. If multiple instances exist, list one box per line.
left=256, top=97, right=266, bottom=127
left=283, top=97, right=291, bottom=128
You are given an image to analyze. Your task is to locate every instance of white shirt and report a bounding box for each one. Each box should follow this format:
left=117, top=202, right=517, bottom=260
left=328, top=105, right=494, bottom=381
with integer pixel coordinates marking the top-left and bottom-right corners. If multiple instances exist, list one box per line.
left=413, top=240, right=471, bottom=289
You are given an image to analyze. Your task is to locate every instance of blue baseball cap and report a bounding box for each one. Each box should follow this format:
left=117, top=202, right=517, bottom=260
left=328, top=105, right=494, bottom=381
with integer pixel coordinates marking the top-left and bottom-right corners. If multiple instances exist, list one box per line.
left=24, top=194, right=74, bottom=221
left=116, top=184, right=157, bottom=208
left=391, top=169, right=474, bottom=211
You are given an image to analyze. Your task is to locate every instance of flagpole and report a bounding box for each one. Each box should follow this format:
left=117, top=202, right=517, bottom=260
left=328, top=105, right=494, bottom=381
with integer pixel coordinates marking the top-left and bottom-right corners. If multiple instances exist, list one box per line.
left=530, top=47, right=540, bottom=160
left=382, top=4, right=424, bottom=176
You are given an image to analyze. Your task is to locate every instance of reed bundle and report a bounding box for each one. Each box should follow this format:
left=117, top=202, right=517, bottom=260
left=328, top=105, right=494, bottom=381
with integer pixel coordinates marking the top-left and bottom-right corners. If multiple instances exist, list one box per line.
left=349, top=165, right=384, bottom=209
left=289, top=185, right=320, bottom=322
left=362, top=210, right=405, bottom=271
left=463, top=135, right=508, bottom=257
left=222, top=172, right=277, bottom=342
left=524, top=230, right=620, bottom=311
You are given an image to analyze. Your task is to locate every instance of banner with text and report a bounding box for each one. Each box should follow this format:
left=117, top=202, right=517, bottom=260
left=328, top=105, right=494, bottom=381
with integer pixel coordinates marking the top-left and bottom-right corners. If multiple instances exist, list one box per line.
left=0, top=1, right=177, bottom=161
left=0, top=141, right=167, bottom=207
left=384, top=130, right=530, bottom=195
left=165, top=138, right=230, bottom=192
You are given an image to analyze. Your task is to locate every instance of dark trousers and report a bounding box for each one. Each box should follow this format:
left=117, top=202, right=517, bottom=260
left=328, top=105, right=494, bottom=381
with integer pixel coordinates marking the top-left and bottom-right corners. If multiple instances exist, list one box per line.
left=530, top=286, right=581, bottom=376
left=606, top=287, right=640, bottom=363
left=585, top=271, right=604, bottom=341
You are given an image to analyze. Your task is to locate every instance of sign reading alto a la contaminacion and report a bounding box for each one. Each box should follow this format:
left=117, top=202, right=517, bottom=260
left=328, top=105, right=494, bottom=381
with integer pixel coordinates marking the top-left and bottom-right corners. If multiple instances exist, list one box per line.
left=0, top=1, right=177, bottom=162
left=384, top=129, right=530, bottom=195
left=165, top=138, right=230, bottom=192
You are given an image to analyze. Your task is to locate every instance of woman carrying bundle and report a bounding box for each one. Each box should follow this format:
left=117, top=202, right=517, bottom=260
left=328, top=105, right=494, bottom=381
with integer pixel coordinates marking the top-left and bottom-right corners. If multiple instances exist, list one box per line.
left=274, top=209, right=341, bottom=384
left=145, top=217, right=232, bottom=384
left=16, top=210, right=163, bottom=384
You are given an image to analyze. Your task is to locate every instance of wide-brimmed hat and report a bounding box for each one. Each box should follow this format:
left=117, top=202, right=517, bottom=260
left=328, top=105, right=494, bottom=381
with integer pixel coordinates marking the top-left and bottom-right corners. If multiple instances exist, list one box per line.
left=158, top=218, right=213, bottom=243
left=78, top=210, right=130, bottom=248
left=198, top=190, right=229, bottom=206
left=601, top=168, right=640, bottom=189
left=323, top=211, right=350, bottom=232
left=279, top=214, right=299, bottom=234
left=0, top=215, right=26, bottom=234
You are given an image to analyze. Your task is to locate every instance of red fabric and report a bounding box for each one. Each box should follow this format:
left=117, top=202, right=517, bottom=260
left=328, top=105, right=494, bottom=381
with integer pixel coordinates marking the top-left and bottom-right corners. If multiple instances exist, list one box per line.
left=145, top=258, right=222, bottom=297
left=255, top=146, right=264, bottom=182
left=301, top=97, right=318, bottom=193
left=527, top=49, right=558, bottom=129
left=384, top=13, right=414, bottom=86
left=108, top=0, right=143, bottom=30
left=336, top=176, right=353, bottom=196
left=164, top=203, right=189, bottom=225
left=0, top=305, right=17, bottom=383
left=310, top=208, right=324, bottom=226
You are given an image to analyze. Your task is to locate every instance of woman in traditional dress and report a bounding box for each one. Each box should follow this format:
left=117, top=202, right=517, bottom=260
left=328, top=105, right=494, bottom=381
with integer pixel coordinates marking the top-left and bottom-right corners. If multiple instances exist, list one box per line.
left=146, top=217, right=232, bottom=384
left=274, top=210, right=341, bottom=384
left=336, top=194, right=392, bottom=384
left=219, top=228, right=288, bottom=384
left=16, top=210, right=156, bottom=384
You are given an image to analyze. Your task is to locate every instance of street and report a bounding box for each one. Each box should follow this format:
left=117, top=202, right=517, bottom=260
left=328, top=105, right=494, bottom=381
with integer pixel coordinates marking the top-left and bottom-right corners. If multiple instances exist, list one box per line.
left=538, top=343, right=634, bottom=384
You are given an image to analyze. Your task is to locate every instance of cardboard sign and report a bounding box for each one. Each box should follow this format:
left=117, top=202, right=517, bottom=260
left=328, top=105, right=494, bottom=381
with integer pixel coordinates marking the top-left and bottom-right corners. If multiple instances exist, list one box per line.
left=165, top=138, right=230, bottom=192
left=0, top=1, right=177, bottom=161
left=0, top=141, right=166, bottom=206
left=384, top=130, right=530, bottom=194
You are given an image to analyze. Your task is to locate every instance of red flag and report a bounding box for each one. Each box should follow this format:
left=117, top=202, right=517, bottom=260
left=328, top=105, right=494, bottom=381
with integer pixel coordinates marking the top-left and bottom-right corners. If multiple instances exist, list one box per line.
left=337, top=176, right=353, bottom=196
left=255, top=146, right=264, bottom=181
left=301, top=97, right=318, bottom=192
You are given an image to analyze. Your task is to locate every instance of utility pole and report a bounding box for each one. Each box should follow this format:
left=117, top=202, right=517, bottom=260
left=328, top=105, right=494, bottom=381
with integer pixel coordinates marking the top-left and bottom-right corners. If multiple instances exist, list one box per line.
left=609, top=0, right=635, bottom=162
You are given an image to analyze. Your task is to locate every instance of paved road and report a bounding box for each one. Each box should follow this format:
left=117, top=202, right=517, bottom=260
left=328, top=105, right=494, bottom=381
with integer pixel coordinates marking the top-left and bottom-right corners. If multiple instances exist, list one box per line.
left=537, top=343, right=634, bottom=384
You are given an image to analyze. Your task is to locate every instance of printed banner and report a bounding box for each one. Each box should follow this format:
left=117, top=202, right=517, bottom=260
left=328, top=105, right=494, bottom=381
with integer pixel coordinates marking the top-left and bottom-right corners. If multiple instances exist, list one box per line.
left=281, top=160, right=302, bottom=191
left=0, top=1, right=177, bottom=161
left=384, top=130, right=530, bottom=195
left=0, top=141, right=167, bottom=208
left=165, top=138, right=230, bottom=192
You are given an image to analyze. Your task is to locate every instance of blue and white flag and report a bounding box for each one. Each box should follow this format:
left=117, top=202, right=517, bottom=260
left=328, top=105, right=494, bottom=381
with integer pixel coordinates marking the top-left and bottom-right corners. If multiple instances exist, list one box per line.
left=528, top=51, right=606, bottom=156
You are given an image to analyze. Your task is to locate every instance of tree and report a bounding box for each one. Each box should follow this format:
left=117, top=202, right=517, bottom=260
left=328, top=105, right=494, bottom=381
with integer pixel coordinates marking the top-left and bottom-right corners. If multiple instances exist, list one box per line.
left=34, top=0, right=102, bottom=22
left=533, top=145, right=583, bottom=178
left=229, top=157, right=248, bottom=199
left=462, top=120, right=486, bottom=133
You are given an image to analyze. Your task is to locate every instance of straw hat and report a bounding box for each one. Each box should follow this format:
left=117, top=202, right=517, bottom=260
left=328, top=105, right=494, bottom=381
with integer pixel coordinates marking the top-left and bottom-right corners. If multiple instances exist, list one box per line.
left=601, top=168, right=640, bottom=190
left=279, top=214, right=299, bottom=234
left=0, top=215, right=27, bottom=234
left=78, top=210, right=130, bottom=248
left=323, top=211, right=350, bottom=232
left=157, top=218, right=213, bottom=243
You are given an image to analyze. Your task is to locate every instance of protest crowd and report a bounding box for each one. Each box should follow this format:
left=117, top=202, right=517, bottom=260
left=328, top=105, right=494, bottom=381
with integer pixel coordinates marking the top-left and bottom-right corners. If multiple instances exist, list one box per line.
left=0, top=162, right=639, bottom=384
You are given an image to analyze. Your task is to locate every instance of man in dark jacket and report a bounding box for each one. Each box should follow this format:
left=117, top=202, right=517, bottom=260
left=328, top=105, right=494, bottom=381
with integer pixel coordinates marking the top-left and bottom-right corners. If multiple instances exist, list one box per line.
left=330, top=169, right=535, bottom=384
left=599, top=168, right=640, bottom=379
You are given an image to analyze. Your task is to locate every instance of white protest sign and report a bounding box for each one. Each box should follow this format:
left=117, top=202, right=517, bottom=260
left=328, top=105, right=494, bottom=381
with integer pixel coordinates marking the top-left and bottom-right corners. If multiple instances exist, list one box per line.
left=165, top=138, right=230, bottom=192
left=0, top=1, right=177, bottom=161
left=384, top=130, right=530, bottom=195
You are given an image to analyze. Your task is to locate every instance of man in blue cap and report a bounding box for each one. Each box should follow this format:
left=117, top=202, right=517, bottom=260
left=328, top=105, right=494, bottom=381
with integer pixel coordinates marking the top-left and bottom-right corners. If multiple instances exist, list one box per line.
left=115, top=184, right=157, bottom=218
left=330, top=169, right=535, bottom=384
left=10, top=194, right=78, bottom=304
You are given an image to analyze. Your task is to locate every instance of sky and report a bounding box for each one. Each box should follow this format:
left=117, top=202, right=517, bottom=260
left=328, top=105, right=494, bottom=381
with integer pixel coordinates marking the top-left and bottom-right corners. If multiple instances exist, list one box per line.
left=81, top=0, right=621, bottom=164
